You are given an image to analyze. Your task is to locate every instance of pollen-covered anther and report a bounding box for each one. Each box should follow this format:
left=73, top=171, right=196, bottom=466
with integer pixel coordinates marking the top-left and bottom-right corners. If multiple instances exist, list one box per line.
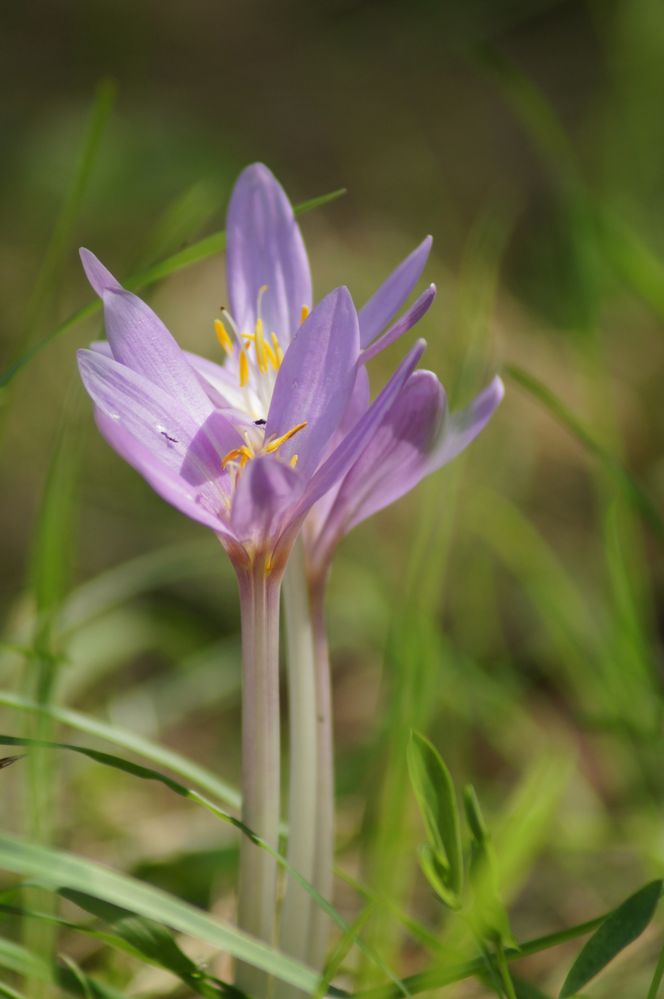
left=221, top=444, right=254, bottom=470
left=263, top=421, right=307, bottom=455
left=214, top=318, right=234, bottom=355
left=300, top=304, right=310, bottom=324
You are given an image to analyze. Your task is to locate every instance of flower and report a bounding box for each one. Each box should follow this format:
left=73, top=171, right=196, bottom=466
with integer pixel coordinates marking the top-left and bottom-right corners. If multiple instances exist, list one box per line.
left=304, top=367, right=505, bottom=582
left=76, top=165, right=431, bottom=574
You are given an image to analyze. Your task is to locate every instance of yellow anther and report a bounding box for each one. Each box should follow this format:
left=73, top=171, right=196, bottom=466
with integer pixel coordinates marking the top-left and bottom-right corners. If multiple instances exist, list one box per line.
left=289, top=454, right=299, bottom=468
left=214, top=318, right=234, bottom=355
left=239, top=349, right=250, bottom=387
left=263, top=339, right=278, bottom=370
left=254, top=318, right=268, bottom=374
left=264, top=421, right=307, bottom=454
left=221, top=444, right=253, bottom=470
left=271, top=332, right=284, bottom=366
left=300, top=305, right=310, bottom=324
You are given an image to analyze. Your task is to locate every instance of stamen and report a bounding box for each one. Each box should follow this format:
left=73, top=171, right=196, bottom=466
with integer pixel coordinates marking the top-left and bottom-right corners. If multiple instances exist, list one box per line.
left=271, top=332, right=284, bottom=366
left=255, top=317, right=268, bottom=373
left=239, top=349, right=250, bottom=387
left=264, top=421, right=307, bottom=454
left=221, top=444, right=254, bottom=470
left=220, top=308, right=243, bottom=351
left=214, top=318, right=234, bottom=355
left=300, top=305, right=310, bottom=324
left=289, top=454, right=299, bottom=468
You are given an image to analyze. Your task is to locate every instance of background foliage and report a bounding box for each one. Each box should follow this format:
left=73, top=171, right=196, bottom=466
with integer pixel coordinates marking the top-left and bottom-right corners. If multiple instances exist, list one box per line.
left=1, top=1, right=663, bottom=996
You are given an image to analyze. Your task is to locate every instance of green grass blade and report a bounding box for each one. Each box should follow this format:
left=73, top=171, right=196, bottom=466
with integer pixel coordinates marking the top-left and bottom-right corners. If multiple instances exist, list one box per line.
left=0, top=900, right=234, bottom=999
left=0, top=832, right=319, bottom=992
left=0, top=937, right=127, bottom=999
left=505, top=364, right=664, bottom=543
left=0, top=690, right=241, bottom=810
left=0, top=736, right=405, bottom=992
left=559, top=880, right=663, bottom=998
left=646, top=940, right=664, bottom=999
left=0, top=187, right=345, bottom=388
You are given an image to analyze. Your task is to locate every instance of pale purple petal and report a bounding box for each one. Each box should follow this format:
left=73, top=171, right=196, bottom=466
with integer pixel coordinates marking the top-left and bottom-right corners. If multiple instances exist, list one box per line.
left=358, top=236, right=432, bottom=347
left=328, top=371, right=444, bottom=540
left=226, top=163, right=312, bottom=343
left=230, top=455, right=303, bottom=547
left=361, top=284, right=436, bottom=364
left=308, top=365, right=371, bottom=531
left=277, top=339, right=427, bottom=551
left=95, top=409, right=232, bottom=537
left=265, top=287, right=360, bottom=478
left=80, top=248, right=122, bottom=294
left=80, top=250, right=214, bottom=426
left=425, top=375, right=504, bottom=471
left=77, top=349, right=241, bottom=487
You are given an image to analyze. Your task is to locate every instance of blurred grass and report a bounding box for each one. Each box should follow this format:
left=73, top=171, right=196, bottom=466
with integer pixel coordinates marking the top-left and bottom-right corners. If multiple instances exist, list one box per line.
left=1, top=1, right=663, bottom=996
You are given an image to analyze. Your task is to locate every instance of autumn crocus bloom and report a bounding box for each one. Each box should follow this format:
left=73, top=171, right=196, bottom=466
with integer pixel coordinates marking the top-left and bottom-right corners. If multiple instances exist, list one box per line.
left=76, top=165, right=431, bottom=996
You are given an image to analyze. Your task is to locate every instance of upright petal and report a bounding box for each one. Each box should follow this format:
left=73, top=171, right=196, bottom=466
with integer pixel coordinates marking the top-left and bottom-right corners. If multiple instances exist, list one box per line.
left=95, top=409, right=232, bottom=537
left=361, top=284, right=436, bottom=364
left=427, top=375, right=504, bottom=471
left=265, top=287, right=360, bottom=478
left=231, top=455, right=303, bottom=549
left=80, top=249, right=214, bottom=426
left=358, top=236, right=432, bottom=347
left=80, top=248, right=122, bottom=295
left=226, top=163, right=312, bottom=343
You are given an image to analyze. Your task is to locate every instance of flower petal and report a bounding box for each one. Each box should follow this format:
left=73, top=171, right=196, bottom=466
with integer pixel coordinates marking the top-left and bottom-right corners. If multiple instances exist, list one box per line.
left=80, top=248, right=122, bottom=294
left=280, top=339, right=427, bottom=549
left=358, top=236, right=432, bottom=347
left=327, top=370, right=444, bottom=541
left=230, top=455, right=303, bottom=548
left=265, top=287, right=360, bottom=478
left=307, top=365, right=371, bottom=532
left=80, top=249, right=214, bottom=426
left=94, top=408, right=231, bottom=536
left=427, top=375, right=504, bottom=471
left=360, top=284, right=436, bottom=364
left=226, top=163, right=312, bottom=343
left=77, top=349, right=242, bottom=487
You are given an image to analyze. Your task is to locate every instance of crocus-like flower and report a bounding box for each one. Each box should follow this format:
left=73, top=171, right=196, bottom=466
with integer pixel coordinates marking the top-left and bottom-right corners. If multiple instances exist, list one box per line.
left=75, top=163, right=440, bottom=996
left=77, top=165, right=433, bottom=575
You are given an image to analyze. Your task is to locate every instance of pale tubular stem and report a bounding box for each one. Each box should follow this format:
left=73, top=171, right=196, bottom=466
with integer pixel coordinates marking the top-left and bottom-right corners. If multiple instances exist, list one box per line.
left=307, top=576, right=335, bottom=970
left=276, top=537, right=319, bottom=998
left=235, top=560, right=282, bottom=998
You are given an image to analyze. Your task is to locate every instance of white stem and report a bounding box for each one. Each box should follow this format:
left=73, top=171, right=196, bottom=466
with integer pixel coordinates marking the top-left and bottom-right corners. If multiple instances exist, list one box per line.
left=276, top=538, right=319, bottom=998
left=235, top=560, right=282, bottom=998
left=308, top=577, right=335, bottom=969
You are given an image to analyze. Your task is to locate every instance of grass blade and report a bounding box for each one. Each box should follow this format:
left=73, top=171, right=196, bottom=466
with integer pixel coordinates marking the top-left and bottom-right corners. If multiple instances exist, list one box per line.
left=0, top=832, right=319, bottom=993
left=505, top=364, right=664, bottom=543
left=0, top=187, right=345, bottom=388
left=559, top=880, right=663, bottom=998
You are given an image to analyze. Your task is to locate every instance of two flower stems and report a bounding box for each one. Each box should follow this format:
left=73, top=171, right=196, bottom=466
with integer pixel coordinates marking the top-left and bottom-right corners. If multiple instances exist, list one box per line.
left=234, top=546, right=334, bottom=996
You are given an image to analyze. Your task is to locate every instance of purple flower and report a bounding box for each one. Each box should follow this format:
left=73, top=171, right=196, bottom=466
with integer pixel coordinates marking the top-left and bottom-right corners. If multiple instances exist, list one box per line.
left=305, top=366, right=505, bottom=582
left=76, top=164, right=436, bottom=573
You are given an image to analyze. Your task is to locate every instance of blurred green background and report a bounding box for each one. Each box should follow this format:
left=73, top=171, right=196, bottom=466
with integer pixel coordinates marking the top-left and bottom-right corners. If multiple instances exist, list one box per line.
left=1, top=1, right=664, bottom=996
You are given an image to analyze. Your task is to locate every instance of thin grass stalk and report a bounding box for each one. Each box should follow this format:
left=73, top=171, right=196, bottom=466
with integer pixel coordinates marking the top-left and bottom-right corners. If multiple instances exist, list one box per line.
left=235, top=558, right=282, bottom=997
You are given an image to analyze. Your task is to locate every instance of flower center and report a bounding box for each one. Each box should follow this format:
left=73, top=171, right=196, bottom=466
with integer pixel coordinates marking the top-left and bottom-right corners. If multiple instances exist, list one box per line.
left=213, top=287, right=310, bottom=422
left=221, top=420, right=307, bottom=473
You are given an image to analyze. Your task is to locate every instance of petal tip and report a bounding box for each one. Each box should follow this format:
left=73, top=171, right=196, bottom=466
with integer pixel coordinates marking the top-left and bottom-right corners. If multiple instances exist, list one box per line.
left=80, top=248, right=122, bottom=296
